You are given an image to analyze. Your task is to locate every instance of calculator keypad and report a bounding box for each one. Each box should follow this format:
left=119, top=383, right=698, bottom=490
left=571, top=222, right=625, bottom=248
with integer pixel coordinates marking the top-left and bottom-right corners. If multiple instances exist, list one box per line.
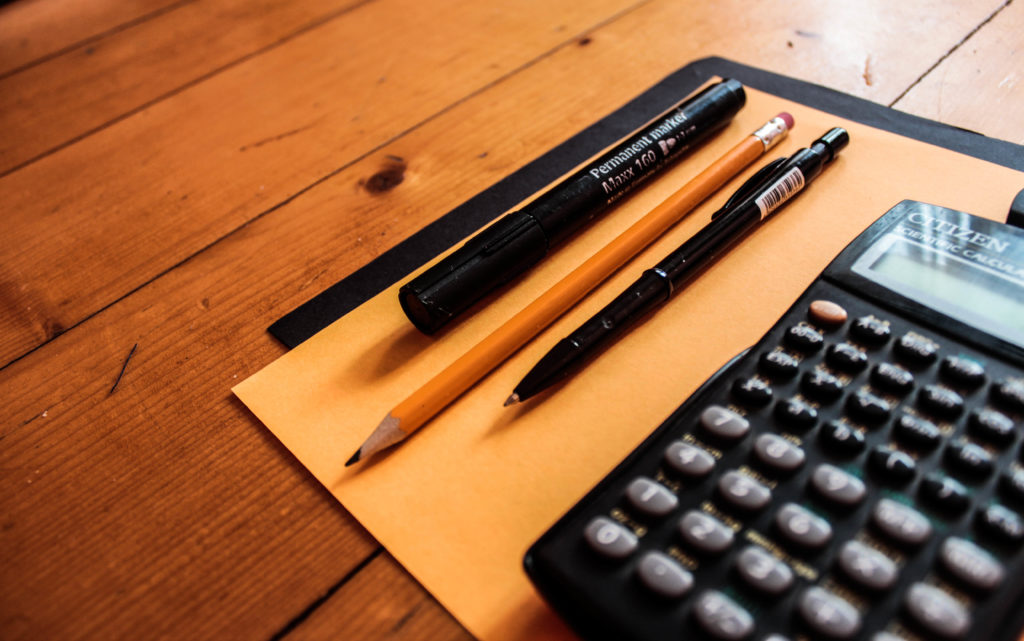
left=527, top=282, right=1024, bottom=641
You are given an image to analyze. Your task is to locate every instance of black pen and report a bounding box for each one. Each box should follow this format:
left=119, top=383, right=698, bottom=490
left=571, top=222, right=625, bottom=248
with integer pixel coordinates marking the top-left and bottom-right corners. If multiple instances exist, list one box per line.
left=505, top=127, right=850, bottom=406
left=398, top=79, right=747, bottom=334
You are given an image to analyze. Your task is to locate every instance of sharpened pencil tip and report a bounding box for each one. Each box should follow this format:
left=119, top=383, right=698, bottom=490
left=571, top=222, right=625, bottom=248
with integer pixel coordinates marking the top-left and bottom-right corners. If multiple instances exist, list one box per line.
left=345, top=450, right=361, bottom=467
left=503, top=393, right=520, bottom=407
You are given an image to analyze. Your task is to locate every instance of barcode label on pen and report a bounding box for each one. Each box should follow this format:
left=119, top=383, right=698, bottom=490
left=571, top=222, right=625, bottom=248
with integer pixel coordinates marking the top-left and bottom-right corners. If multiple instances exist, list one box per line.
left=756, top=167, right=806, bottom=218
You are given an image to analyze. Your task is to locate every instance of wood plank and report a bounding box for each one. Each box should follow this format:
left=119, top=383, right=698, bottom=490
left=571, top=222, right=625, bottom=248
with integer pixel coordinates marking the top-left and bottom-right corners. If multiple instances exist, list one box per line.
left=282, top=553, right=474, bottom=641
left=0, top=0, right=368, bottom=176
left=1, top=3, right=1019, bottom=640
left=892, top=1, right=1024, bottom=143
left=0, top=0, right=186, bottom=77
left=0, top=0, right=641, bottom=369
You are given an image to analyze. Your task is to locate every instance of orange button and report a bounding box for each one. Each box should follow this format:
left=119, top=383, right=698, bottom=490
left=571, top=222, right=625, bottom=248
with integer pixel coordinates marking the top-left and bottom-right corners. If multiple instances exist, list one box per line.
left=809, top=300, right=848, bottom=328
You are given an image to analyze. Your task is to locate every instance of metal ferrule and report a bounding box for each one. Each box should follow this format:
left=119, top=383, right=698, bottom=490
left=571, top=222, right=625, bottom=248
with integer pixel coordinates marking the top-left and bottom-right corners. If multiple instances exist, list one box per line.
left=754, top=117, right=789, bottom=151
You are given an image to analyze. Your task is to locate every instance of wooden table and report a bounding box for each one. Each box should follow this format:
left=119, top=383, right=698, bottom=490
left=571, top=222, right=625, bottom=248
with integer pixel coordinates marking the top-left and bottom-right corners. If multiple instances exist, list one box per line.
left=2, top=1, right=1022, bottom=639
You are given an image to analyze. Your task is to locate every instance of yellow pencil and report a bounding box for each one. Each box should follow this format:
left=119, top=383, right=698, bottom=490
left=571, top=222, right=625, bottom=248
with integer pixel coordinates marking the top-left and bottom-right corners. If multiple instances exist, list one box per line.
left=347, top=112, right=794, bottom=465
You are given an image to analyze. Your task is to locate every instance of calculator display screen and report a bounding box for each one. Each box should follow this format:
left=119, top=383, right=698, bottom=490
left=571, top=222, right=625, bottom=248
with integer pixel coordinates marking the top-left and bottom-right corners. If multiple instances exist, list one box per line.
left=853, top=230, right=1024, bottom=350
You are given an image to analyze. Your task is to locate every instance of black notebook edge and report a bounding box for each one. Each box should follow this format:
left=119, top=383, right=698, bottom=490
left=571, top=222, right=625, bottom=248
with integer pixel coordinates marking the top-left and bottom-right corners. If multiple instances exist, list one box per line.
left=268, top=55, right=1024, bottom=348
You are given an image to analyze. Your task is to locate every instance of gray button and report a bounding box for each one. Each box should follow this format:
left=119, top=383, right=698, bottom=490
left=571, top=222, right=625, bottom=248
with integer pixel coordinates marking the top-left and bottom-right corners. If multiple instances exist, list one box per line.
left=626, top=477, right=678, bottom=517
left=736, top=545, right=794, bottom=595
left=700, top=405, right=750, bottom=440
left=872, top=498, right=932, bottom=546
left=693, top=590, right=754, bottom=640
left=584, top=516, right=637, bottom=559
left=636, top=551, right=693, bottom=598
left=798, top=586, right=862, bottom=639
left=871, top=634, right=908, bottom=641
left=776, top=503, right=832, bottom=548
left=838, top=540, right=898, bottom=590
left=905, top=583, right=971, bottom=639
left=718, top=471, right=772, bottom=512
left=764, top=636, right=793, bottom=641
left=939, top=537, right=1004, bottom=591
left=753, top=433, right=805, bottom=473
left=811, top=464, right=866, bottom=506
left=679, top=510, right=734, bottom=554
left=665, top=441, right=715, bottom=478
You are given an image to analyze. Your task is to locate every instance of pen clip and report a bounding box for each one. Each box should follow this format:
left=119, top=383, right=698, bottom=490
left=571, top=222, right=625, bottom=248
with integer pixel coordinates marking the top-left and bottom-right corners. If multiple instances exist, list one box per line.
left=711, top=157, right=789, bottom=220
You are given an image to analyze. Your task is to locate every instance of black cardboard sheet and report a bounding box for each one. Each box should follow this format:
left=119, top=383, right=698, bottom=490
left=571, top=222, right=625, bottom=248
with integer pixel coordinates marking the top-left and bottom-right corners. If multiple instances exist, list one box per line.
left=269, top=56, right=1024, bottom=348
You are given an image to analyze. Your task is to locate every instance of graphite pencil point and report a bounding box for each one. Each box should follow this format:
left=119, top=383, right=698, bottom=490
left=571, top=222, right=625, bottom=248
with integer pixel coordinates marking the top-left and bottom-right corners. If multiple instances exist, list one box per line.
left=344, top=450, right=361, bottom=467
left=503, top=393, right=520, bottom=407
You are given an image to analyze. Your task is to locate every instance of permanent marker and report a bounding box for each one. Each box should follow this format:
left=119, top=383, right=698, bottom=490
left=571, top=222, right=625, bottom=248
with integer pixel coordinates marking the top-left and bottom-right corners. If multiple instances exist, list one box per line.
left=506, top=127, right=850, bottom=405
left=398, top=79, right=747, bottom=334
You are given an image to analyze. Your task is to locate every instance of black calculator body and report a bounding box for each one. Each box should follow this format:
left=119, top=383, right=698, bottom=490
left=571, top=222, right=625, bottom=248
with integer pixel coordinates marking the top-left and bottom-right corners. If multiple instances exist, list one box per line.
left=525, top=200, right=1024, bottom=641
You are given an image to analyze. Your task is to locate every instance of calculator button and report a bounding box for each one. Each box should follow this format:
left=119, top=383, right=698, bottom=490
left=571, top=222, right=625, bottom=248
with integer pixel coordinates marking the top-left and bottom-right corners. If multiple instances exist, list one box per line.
left=626, top=477, right=678, bottom=517
left=872, top=634, right=909, bottom=641
left=776, top=503, right=832, bottom=549
left=718, top=471, right=772, bottom=512
left=894, top=333, right=940, bottom=367
left=665, top=441, right=716, bottom=478
left=584, top=517, right=637, bottom=559
left=838, top=540, right=898, bottom=591
left=850, top=315, right=891, bottom=347
left=636, top=551, right=694, bottom=598
left=826, top=342, right=868, bottom=373
left=810, top=464, right=866, bottom=507
left=975, top=504, right=1024, bottom=546
left=679, top=510, right=734, bottom=554
left=808, top=300, right=848, bottom=328
left=759, top=350, right=800, bottom=380
left=872, top=498, right=932, bottom=546
left=869, top=446, right=916, bottom=486
left=992, top=378, right=1024, bottom=413
left=735, top=545, right=794, bottom=595
left=693, top=591, right=754, bottom=641
left=700, top=406, right=751, bottom=441
left=918, top=474, right=970, bottom=516
left=819, top=421, right=866, bottom=457
left=940, top=356, right=986, bottom=389
left=870, top=362, right=915, bottom=396
left=939, top=537, right=1004, bottom=591
left=784, top=324, right=825, bottom=353
left=798, top=586, right=862, bottom=640
left=731, top=377, right=773, bottom=408
left=801, top=369, right=845, bottom=403
left=968, top=409, right=1016, bottom=448
left=904, top=583, right=970, bottom=640
left=773, top=397, right=818, bottom=432
left=753, top=434, right=806, bottom=474
left=846, top=390, right=892, bottom=426
left=918, top=385, right=965, bottom=419
left=892, top=413, right=942, bottom=452
left=1002, top=467, right=1024, bottom=505
left=944, top=441, right=994, bottom=480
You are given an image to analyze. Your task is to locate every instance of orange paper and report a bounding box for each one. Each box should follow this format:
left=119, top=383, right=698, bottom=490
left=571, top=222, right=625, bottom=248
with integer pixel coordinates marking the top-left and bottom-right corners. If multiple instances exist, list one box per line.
left=234, top=87, right=1024, bottom=640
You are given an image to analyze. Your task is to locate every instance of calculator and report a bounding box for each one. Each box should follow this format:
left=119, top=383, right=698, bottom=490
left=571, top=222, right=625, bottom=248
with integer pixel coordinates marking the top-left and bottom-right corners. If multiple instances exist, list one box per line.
left=524, top=200, right=1024, bottom=641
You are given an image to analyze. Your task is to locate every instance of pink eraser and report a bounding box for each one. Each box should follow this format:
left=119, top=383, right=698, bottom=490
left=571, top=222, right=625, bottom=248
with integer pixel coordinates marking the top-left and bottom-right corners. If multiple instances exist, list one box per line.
left=777, top=112, right=795, bottom=130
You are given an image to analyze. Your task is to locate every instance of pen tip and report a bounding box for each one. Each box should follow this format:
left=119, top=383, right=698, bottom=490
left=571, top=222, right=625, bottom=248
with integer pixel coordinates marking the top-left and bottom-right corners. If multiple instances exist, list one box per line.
left=503, top=393, right=520, bottom=407
left=777, top=112, right=794, bottom=130
left=345, top=449, right=361, bottom=467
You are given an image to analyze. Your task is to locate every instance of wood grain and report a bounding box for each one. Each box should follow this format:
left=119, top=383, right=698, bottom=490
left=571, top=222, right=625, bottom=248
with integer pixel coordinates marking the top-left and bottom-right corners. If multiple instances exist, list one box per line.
left=1, top=0, right=1022, bottom=639
left=281, top=552, right=474, bottom=641
left=0, top=0, right=641, bottom=370
left=0, top=0, right=368, bottom=175
left=0, top=0, right=187, bottom=77
left=893, top=0, right=1024, bottom=144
